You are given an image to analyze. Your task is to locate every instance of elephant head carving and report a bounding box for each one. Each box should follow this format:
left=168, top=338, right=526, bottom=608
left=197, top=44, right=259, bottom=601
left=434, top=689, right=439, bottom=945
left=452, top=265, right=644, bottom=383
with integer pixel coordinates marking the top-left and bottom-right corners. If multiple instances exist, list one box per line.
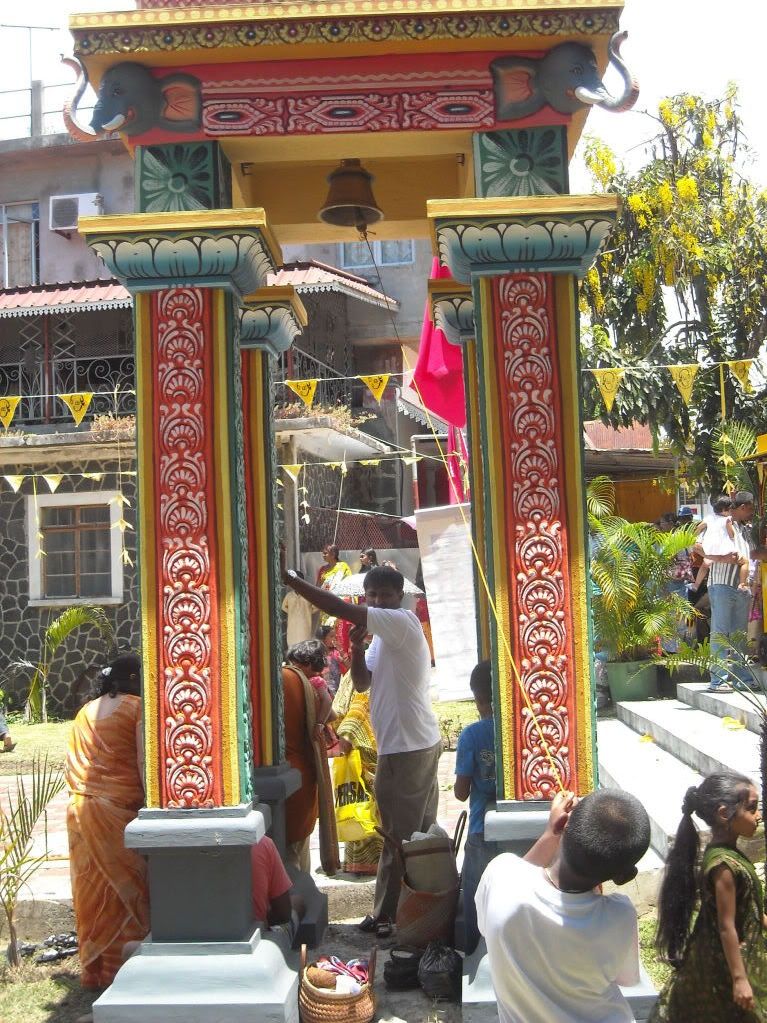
left=63, top=57, right=201, bottom=141
left=491, top=32, right=639, bottom=121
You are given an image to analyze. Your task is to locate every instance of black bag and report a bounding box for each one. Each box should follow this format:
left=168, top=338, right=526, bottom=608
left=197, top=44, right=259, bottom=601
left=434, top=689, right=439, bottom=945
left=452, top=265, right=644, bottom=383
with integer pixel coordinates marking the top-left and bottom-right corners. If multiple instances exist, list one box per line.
left=417, top=940, right=462, bottom=1002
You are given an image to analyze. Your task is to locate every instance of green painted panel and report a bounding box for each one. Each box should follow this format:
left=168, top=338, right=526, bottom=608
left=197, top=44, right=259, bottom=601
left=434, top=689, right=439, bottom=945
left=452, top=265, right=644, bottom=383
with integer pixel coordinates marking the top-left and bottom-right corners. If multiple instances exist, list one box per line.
left=136, top=141, right=231, bottom=213
left=473, top=127, right=569, bottom=198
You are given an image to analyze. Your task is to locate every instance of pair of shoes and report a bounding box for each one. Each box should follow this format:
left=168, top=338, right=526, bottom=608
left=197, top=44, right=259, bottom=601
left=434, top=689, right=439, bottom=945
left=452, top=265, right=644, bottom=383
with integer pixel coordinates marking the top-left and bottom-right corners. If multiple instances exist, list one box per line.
left=358, top=913, right=394, bottom=937
left=376, top=918, right=394, bottom=939
left=358, top=914, right=378, bottom=933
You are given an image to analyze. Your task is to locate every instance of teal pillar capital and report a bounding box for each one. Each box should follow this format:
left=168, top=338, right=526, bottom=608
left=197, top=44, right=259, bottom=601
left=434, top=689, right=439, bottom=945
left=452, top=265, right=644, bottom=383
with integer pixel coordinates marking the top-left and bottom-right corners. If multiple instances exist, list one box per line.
left=428, top=277, right=474, bottom=346
left=239, top=286, right=307, bottom=358
left=427, top=196, right=619, bottom=283
left=78, top=209, right=282, bottom=298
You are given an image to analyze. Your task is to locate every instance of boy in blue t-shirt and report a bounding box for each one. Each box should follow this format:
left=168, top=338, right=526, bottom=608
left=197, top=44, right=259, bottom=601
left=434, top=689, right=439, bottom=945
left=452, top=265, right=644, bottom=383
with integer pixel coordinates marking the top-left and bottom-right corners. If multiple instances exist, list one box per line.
left=454, top=660, right=499, bottom=953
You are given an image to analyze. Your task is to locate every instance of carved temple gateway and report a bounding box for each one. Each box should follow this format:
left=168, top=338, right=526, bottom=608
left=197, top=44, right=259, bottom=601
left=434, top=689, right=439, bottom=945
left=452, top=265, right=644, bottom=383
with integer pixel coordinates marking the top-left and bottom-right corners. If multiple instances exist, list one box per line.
left=65, top=0, right=633, bottom=1017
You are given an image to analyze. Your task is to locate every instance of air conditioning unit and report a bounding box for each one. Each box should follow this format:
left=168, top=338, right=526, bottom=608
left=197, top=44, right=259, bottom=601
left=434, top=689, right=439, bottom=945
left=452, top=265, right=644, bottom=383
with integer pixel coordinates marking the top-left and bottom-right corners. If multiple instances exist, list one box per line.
left=49, top=193, right=103, bottom=233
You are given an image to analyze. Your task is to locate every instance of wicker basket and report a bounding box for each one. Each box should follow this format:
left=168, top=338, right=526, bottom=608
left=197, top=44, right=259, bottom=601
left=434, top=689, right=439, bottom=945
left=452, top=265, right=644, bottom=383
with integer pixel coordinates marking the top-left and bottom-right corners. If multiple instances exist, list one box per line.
left=298, top=945, right=377, bottom=1023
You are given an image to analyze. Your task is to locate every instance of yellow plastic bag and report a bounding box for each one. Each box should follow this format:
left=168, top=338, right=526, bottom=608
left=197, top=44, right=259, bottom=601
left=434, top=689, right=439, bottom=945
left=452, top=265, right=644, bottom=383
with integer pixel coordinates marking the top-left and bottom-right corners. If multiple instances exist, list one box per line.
left=333, top=749, right=379, bottom=842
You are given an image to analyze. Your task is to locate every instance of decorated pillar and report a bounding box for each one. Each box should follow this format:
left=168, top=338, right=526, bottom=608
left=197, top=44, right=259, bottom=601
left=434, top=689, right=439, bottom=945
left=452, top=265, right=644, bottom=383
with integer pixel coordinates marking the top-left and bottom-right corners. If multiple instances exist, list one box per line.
left=429, top=190, right=618, bottom=808
left=79, top=208, right=301, bottom=1020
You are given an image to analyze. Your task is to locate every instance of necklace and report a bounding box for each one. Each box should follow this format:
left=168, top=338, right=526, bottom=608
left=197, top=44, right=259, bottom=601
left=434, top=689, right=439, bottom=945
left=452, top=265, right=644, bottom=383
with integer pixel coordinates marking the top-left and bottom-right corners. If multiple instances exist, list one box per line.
left=543, top=867, right=586, bottom=894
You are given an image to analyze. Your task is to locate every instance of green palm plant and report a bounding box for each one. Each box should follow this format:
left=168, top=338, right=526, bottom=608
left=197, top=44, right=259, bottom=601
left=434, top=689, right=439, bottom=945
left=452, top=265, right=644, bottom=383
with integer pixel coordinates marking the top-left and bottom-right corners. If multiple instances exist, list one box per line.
left=7, top=605, right=114, bottom=723
left=588, top=477, right=698, bottom=663
left=0, top=756, right=66, bottom=966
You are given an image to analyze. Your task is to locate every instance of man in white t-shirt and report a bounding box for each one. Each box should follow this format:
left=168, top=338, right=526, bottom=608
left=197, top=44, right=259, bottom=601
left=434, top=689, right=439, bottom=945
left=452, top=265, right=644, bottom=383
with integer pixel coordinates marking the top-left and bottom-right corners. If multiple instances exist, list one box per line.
left=282, top=562, right=441, bottom=934
left=476, top=788, right=651, bottom=1023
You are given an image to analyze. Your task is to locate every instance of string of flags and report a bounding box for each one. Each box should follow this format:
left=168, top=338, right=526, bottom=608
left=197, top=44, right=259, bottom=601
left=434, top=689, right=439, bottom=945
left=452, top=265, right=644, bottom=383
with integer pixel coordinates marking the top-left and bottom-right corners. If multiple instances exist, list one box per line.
left=0, top=390, right=136, bottom=431
left=588, top=359, right=758, bottom=413
left=282, top=373, right=394, bottom=409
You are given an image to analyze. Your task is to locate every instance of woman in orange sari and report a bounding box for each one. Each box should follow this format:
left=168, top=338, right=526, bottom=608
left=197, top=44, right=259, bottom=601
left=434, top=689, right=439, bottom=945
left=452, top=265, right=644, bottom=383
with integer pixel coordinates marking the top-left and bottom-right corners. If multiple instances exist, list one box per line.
left=65, top=653, right=148, bottom=991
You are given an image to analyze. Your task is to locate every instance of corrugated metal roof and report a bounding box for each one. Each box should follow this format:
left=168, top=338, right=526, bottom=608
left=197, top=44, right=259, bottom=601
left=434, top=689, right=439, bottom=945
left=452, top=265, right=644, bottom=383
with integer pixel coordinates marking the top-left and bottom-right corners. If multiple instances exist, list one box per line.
left=267, top=261, right=398, bottom=311
left=583, top=421, right=655, bottom=451
left=0, top=280, right=132, bottom=318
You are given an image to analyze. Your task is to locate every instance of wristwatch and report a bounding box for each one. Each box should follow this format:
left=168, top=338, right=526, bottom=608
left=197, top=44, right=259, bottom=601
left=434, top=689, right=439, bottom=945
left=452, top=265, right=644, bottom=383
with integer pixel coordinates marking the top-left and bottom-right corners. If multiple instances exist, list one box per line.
left=287, top=569, right=298, bottom=581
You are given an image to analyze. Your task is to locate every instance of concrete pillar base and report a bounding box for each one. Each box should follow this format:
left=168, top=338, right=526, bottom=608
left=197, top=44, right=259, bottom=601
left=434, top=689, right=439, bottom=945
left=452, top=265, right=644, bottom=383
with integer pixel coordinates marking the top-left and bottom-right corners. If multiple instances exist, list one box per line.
left=93, top=929, right=299, bottom=1023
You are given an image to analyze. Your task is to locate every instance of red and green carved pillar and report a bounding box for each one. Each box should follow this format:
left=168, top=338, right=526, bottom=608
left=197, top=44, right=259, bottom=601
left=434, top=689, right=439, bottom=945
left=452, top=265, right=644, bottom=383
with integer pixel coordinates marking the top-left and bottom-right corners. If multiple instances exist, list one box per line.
left=429, top=180, right=618, bottom=803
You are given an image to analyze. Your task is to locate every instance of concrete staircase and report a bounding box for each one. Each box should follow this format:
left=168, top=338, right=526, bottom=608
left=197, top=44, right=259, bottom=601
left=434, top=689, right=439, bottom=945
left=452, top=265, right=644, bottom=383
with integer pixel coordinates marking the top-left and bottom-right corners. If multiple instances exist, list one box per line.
left=598, top=680, right=765, bottom=863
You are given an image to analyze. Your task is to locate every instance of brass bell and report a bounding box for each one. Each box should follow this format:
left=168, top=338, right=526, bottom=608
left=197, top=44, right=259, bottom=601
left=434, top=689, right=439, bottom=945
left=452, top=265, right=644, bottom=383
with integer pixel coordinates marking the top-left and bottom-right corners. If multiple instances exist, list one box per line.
left=319, top=158, right=384, bottom=232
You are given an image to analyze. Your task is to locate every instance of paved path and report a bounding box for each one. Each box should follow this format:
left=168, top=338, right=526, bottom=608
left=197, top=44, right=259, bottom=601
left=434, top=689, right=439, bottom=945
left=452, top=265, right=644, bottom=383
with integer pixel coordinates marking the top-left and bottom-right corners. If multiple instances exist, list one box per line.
left=6, top=750, right=464, bottom=907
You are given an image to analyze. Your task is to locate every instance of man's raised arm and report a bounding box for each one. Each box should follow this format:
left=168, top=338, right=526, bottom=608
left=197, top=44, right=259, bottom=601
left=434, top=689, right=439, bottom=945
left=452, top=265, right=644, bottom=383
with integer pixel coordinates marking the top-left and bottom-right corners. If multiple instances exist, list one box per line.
left=282, top=568, right=368, bottom=627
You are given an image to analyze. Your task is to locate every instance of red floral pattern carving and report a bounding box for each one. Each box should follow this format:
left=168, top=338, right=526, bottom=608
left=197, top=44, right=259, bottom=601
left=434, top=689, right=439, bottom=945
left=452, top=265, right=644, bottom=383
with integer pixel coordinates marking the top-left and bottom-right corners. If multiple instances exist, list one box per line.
left=492, top=273, right=576, bottom=799
left=153, top=288, right=219, bottom=808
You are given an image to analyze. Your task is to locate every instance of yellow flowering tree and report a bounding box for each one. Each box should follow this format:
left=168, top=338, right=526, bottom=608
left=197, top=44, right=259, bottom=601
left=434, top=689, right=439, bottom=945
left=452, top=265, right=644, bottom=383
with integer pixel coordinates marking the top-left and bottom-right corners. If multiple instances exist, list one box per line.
left=580, top=87, right=767, bottom=487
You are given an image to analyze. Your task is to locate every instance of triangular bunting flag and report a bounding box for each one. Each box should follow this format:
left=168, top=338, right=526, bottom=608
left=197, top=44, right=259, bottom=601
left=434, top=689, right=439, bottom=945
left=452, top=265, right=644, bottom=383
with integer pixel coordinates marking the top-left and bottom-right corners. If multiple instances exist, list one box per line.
left=402, top=455, right=422, bottom=466
left=668, top=364, right=698, bottom=406
left=82, top=472, right=104, bottom=482
left=3, top=474, right=24, bottom=492
left=43, top=474, right=63, bottom=493
left=121, top=547, right=134, bottom=566
left=59, top=391, right=93, bottom=426
left=591, top=368, right=625, bottom=413
left=359, top=459, right=381, bottom=467
left=359, top=373, right=390, bottom=404
left=112, top=517, right=133, bottom=532
left=282, top=464, right=303, bottom=482
left=285, top=378, right=318, bottom=409
left=728, top=360, right=754, bottom=393
left=0, top=396, right=21, bottom=430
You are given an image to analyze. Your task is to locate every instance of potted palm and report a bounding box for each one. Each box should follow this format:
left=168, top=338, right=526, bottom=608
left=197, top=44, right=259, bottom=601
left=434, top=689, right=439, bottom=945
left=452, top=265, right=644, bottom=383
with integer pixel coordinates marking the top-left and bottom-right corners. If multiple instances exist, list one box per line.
left=588, top=478, right=698, bottom=702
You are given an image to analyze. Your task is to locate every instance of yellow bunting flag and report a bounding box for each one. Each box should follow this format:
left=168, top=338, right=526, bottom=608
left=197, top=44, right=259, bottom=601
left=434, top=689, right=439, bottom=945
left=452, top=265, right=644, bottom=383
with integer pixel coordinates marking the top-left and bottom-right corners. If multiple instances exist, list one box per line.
left=359, top=459, right=381, bottom=467
left=282, top=464, right=303, bottom=482
left=328, top=462, right=341, bottom=471
left=727, top=360, right=754, bottom=393
left=668, top=364, right=698, bottom=406
left=121, top=548, right=133, bottom=567
left=591, top=369, right=625, bottom=413
left=112, top=517, right=133, bottom=532
left=359, top=373, right=390, bottom=404
left=59, top=391, right=93, bottom=426
left=3, top=474, right=24, bottom=492
left=285, top=378, right=318, bottom=409
left=402, top=455, right=422, bottom=466
left=43, top=474, right=63, bottom=493
left=82, top=472, right=104, bottom=482
left=0, top=396, right=20, bottom=430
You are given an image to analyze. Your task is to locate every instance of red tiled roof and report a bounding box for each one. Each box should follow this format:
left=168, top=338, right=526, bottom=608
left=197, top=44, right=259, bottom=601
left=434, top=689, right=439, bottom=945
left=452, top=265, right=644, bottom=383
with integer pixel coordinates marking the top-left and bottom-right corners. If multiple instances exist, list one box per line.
left=267, top=260, right=398, bottom=310
left=583, top=421, right=654, bottom=451
left=0, top=279, right=132, bottom=318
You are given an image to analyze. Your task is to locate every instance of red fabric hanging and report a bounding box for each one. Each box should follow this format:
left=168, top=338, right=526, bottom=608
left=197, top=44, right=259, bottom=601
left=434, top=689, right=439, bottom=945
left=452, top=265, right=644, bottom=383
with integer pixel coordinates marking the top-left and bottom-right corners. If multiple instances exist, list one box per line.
left=412, top=259, right=466, bottom=429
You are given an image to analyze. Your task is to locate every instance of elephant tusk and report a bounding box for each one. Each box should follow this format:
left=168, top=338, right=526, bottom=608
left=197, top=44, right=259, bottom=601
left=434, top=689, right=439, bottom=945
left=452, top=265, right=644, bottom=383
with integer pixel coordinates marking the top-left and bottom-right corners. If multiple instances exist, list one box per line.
left=100, top=113, right=128, bottom=131
left=62, top=56, right=101, bottom=142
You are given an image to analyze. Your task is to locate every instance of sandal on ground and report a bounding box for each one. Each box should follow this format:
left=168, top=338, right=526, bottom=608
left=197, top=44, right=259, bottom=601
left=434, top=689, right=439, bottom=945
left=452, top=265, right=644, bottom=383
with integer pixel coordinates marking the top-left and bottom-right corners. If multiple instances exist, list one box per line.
left=384, top=945, right=423, bottom=990
left=2, top=743, right=16, bottom=753
left=705, top=684, right=733, bottom=693
left=375, top=918, right=393, bottom=939
left=357, top=914, right=379, bottom=933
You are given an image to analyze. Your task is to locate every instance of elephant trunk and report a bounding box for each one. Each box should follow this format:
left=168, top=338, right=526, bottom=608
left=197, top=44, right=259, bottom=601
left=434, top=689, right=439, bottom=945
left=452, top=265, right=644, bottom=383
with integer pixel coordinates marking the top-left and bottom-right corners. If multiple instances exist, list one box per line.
left=62, top=56, right=100, bottom=142
left=575, top=31, right=639, bottom=113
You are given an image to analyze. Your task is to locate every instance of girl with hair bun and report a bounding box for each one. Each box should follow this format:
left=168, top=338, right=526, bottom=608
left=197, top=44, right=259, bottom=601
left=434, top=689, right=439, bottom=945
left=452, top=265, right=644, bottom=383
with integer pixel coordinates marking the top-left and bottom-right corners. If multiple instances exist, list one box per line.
left=651, top=771, right=767, bottom=1021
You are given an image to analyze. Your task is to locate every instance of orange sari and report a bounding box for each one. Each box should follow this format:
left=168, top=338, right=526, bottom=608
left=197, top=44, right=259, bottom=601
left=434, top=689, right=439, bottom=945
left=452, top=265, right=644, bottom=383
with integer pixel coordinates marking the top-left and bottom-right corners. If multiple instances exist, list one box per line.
left=65, top=694, right=148, bottom=988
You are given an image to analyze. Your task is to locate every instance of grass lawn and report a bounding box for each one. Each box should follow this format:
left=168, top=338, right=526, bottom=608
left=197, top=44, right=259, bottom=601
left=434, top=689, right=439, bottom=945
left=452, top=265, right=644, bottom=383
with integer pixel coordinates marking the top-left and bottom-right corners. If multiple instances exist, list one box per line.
left=0, top=720, right=72, bottom=776
left=433, top=697, right=478, bottom=750
left=0, top=960, right=96, bottom=1023
left=639, top=913, right=672, bottom=991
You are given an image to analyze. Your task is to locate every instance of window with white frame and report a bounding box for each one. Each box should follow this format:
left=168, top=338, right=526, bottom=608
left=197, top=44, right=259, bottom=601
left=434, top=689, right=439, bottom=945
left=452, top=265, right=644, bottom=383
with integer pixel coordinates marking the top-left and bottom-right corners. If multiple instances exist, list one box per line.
left=27, top=491, right=124, bottom=605
left=340, top=239, right=414, bottom=270
left=1, top=201, right=40, bottom=288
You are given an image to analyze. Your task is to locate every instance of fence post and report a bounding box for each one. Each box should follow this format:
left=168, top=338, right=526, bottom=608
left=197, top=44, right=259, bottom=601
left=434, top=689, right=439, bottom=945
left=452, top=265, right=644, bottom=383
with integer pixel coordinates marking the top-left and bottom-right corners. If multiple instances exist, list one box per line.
left=30, top=81, right=43, bottom=137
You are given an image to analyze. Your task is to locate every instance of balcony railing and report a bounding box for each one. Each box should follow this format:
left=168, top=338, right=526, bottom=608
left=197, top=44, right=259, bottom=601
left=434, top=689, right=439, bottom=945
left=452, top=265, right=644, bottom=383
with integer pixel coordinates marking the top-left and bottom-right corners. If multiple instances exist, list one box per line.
left=0, top=80, right=94, bottom=141
left=0, top=355, right=135, bottom=426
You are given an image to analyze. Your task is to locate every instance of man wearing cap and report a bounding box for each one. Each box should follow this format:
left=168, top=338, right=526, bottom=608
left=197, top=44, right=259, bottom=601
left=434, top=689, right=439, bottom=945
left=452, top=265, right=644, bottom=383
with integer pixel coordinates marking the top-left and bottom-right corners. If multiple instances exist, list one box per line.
left=704, top=491, right=765, bottom=691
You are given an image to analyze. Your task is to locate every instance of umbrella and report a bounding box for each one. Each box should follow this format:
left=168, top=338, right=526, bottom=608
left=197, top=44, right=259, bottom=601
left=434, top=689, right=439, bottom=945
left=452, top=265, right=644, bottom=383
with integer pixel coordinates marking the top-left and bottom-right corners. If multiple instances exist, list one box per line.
left=330, top=572, right=424, bottom=597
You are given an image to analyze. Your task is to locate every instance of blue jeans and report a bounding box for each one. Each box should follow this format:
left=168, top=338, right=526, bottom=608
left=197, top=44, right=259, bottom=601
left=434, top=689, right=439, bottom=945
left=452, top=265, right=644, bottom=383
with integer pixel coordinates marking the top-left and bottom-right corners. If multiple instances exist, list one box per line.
left=460, top=833, right=501, bottom=954
left=708, top=583, right=751, bottom=687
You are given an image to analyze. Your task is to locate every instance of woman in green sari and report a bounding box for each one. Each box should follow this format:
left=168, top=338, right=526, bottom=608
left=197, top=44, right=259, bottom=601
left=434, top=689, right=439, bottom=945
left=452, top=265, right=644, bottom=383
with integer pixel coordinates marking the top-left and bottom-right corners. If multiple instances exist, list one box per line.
left=333, top=674, right=383, bottom=876
left=651, top=772, right=767, bottom=1022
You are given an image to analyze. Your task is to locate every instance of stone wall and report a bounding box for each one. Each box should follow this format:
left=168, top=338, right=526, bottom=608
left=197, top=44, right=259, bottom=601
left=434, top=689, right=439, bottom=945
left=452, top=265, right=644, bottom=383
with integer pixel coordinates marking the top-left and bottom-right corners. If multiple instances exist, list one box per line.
left=0, top=455, right=138, bottom=717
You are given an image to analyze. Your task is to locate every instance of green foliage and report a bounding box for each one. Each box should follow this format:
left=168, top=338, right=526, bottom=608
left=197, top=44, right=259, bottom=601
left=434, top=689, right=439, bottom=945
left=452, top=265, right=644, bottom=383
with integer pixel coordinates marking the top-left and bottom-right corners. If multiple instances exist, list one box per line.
left=6, top=605, right=113, bottom=723
left=580, top=87, right=767, bottom=490
left=589, top=480, right=697, bottom=661
left=0, top=756, right=66, bottom=966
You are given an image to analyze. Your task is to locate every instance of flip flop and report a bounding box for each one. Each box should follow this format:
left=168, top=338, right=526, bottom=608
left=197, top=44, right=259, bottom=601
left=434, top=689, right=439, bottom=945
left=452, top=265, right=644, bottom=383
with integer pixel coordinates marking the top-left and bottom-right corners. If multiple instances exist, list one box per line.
left=357, top=914, right=378, bottom=933
left=376, top=918, right=393, bottom=939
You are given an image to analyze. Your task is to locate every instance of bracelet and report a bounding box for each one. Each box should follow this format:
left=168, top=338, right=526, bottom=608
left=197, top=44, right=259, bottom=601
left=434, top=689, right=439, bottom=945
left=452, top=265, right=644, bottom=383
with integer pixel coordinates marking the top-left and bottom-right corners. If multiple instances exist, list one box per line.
left=287, top=569, right=298, bottom=581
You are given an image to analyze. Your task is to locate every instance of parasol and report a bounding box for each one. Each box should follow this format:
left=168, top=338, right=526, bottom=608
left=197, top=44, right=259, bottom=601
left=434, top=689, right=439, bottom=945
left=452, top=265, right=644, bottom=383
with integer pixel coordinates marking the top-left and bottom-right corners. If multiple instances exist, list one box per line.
left=330, top=572, right=424, bottom=597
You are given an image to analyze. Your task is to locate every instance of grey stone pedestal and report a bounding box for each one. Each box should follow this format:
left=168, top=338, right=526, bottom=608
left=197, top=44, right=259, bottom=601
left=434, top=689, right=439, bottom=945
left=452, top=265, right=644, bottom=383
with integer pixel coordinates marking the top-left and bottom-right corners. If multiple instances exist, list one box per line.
left=93, top=803, right=299, bottom=1023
